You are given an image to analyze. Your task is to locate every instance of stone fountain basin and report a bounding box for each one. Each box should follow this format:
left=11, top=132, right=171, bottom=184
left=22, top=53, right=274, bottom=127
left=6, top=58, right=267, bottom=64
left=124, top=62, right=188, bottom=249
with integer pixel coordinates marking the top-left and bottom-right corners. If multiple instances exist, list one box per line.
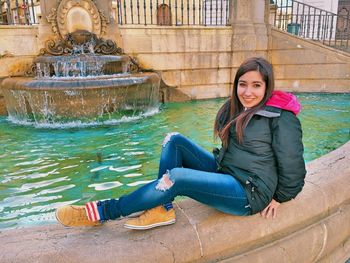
left=35, top=55, right=131, bottom=77
left=1, top=72, right=160, bottom=122
left=34, top=54, right=130, bottom=64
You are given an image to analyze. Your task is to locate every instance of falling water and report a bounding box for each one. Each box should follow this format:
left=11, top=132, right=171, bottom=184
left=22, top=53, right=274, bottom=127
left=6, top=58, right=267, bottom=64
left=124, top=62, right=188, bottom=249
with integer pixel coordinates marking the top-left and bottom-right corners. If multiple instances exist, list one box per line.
left=1, top=36, right=160, bottom=125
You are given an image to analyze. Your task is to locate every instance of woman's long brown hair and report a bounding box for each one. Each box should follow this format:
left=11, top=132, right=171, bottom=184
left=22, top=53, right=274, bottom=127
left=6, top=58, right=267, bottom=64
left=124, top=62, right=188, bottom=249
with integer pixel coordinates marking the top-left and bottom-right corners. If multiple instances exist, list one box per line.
left=214, top=57, right=275, bottom=147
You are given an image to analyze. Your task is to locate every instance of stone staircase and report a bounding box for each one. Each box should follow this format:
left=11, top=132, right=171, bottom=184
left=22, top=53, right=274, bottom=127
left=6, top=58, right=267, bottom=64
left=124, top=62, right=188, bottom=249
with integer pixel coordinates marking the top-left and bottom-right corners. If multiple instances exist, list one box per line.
left=271, top=0, right=350, bottom=54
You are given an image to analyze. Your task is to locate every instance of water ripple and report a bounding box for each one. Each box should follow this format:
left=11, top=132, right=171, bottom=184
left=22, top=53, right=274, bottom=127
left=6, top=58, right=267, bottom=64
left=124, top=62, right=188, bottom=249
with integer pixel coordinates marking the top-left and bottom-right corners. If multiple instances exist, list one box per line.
left=14, top=158, right=47, bottom=167
left=6, top=162, right=60, bottom=176
left=90, top=165, right=110, bottom=172
left=109, top=164, right=142, bottom=172
left=88, top=181, right=123, bottom=191
left=19, top=176, right=70, bottom=192
left=124, top=173, right=143, bottom=178
left=127, top=180, right=153, bottom=187
left=1, top=168, right=60, bottom=183
left=1, top=194, right=62, bottom=210
left=61, top=164, right=79, bottom=170
left=124, top=152, right=145, bottom=156
left=37, top=184, right=76, bottom=195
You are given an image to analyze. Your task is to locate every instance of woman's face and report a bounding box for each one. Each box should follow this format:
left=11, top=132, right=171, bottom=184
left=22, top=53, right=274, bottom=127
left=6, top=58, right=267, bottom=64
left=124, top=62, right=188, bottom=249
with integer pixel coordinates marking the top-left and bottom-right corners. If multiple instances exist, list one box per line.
left=237, top=70, right=266, bottom=109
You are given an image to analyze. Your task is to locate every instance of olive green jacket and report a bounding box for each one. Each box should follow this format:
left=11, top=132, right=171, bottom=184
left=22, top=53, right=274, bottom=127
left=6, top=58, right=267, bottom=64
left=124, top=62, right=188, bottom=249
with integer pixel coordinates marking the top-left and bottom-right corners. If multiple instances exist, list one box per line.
left=214, top=106, right=306, bottom=214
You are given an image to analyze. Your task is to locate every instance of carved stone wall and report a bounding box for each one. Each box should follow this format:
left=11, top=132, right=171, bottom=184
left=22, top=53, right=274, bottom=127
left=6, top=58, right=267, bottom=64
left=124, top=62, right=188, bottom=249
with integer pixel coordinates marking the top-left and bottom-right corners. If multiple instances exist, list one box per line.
left=37, top=0, right=123, bottom=53
left=47, top=0, right=108, bottom=39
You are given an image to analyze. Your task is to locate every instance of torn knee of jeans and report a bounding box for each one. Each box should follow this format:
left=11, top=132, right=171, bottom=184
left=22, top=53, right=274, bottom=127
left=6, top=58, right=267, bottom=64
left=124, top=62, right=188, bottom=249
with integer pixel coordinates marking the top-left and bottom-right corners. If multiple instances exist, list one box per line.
left=155, top=171, right=174, bottom=191
left=162, top=132, right=180, bottom=147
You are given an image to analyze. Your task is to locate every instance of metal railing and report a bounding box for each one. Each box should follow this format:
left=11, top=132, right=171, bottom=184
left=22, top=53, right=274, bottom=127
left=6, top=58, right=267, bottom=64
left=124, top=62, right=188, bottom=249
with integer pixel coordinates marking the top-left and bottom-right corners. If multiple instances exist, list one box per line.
left=272, top=0, right=350, bottom=52
left=0, top=0, right=230, bottom=27
left=115, top=0, right=230, bottom=26
left=0, top=0, right=38, bottom=25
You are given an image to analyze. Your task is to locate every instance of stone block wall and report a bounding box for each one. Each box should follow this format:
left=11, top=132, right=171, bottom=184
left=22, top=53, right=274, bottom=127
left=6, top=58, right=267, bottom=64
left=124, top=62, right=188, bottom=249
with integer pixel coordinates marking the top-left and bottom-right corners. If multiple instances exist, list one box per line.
left=269, top=28, right=350, bottom=92
left=119, top=24, right=270, bottom=101
left=120, top=26, right=235, bottom=100
left=0, top=21, right=350, bottom=115
left=0, top=26, right=39, bottom=115
left=0, top=26, right=38, bottom=78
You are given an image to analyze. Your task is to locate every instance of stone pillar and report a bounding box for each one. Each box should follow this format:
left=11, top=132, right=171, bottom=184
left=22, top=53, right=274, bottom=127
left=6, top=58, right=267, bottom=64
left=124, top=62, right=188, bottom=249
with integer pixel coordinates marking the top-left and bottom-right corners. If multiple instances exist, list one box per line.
left=37, top=0, right=58, bottom=52
left=229, top=0, right=270, bottom=67
left=93, top=0, right=123, bottom=49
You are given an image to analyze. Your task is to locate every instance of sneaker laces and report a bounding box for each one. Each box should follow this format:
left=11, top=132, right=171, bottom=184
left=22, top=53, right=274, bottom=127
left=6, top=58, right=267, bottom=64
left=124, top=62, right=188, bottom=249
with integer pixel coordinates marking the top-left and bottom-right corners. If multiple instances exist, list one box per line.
left=139, top=209, right=152, bottom=221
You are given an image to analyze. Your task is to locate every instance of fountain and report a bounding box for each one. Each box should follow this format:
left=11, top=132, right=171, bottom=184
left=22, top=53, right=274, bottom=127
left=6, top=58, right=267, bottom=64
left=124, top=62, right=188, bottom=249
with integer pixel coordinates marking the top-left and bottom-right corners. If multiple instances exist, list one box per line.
left=0, top=0, right=160, bottom=124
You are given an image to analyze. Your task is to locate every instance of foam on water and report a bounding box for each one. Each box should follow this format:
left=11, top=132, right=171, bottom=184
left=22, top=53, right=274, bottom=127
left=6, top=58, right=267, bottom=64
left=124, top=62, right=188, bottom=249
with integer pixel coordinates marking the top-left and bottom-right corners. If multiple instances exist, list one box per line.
left=6, top=107, right=160, bottom=129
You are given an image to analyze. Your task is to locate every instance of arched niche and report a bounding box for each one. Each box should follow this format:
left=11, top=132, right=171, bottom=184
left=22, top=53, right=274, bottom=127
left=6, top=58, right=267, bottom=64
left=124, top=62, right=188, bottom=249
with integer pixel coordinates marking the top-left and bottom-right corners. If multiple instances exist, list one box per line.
left=56, top=0, right=102, bottom=39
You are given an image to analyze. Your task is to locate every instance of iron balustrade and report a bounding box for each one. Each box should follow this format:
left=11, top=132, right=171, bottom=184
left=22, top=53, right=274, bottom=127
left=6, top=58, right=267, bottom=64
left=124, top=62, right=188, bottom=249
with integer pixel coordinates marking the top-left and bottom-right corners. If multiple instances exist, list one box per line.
left=0, top=0, right=230, bottom=27
left=0, top=0, right=37, bottom=25
left=272, top=0, right=350, bottom=52
left=115, top=0, right=230, bottom=26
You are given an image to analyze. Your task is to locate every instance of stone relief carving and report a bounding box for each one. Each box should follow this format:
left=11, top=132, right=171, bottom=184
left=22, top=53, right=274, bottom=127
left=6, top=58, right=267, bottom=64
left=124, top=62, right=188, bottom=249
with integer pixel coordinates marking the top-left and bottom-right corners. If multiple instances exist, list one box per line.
left=46, top=8, right=59, bottom=37
left=56, top=0, right=102, bottom=38
left=42, top=0, right=120, bottom=56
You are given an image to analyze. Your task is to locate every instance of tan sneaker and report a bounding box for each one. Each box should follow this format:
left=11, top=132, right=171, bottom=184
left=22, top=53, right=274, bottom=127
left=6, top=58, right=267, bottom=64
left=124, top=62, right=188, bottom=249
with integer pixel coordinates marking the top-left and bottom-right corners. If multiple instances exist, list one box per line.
left=56, top=205, right=101, bottom=227
left=124, top=206, right=176, bottom=230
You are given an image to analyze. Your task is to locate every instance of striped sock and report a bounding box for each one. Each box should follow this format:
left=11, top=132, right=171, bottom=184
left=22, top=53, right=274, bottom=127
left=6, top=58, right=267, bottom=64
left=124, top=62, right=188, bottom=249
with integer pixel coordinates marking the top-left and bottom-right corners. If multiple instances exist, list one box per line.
left=85, top=201, right=101, bottom=222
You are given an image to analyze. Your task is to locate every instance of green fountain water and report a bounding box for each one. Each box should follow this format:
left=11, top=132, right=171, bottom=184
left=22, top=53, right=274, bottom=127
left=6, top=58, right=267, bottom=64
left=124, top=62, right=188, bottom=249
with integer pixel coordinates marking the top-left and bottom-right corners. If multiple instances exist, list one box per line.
left=0, top=93, right=349, bottom=230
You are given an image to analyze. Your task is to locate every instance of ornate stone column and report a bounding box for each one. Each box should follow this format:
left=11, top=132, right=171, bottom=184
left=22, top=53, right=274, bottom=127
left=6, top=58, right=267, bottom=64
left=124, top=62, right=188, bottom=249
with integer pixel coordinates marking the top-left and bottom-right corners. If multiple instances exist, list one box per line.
left=37, top=0, right=55, bottom=51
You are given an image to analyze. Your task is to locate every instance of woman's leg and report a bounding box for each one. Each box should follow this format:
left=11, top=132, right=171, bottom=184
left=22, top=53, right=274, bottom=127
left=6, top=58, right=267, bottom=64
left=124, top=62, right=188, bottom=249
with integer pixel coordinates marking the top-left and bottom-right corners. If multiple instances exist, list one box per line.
left=97, top=168, right=251, bottom=220
left=158, top=133, right=217, bottom=178
left=157, top=133, right=217, bottom=210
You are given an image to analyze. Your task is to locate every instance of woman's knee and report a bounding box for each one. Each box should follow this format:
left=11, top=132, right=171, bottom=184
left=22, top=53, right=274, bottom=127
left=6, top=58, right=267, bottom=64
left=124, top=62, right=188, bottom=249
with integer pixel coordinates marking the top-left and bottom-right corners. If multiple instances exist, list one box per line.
left=155, top=167, right=183, bottom=192
left=162, top=132, right=182, bottom=148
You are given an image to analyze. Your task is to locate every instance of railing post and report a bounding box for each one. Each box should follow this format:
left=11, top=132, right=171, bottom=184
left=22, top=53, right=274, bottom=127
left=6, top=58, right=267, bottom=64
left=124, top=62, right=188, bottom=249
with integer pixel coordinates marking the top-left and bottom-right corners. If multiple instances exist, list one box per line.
left=0, top=3, right=2, bottom=24
left=117, top=0, right=122, bottom=25
left=181, top=0, right=183, bottom=25
left=24, top=0, right=30, bottom=24
left=130, top=0, right=134, bottom=24
left=6, top=0, right=12, bottom=24
left=123, top=0, right=127, bottom=24
left=30, top=0, right=35, bottom=24
left=193, top=0, right=195, bottom=25
left=187, top=0, right=190, bottom=25
left=14, top=0, right=19, bottom=24
left=150, top=0, right=153, bottom=25
left=143, top=0, right=146, bottom=25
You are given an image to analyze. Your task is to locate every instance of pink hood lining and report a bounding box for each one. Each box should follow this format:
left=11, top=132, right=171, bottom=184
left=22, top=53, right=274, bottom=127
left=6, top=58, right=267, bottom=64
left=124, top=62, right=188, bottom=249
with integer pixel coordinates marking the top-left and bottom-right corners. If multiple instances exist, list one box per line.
left=266, top=91, right=301, bottom=115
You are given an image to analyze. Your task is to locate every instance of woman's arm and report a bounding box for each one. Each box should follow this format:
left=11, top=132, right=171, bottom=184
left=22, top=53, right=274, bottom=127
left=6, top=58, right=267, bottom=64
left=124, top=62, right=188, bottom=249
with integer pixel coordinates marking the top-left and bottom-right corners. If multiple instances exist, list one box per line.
left=271, top=111, right=306, bottom=203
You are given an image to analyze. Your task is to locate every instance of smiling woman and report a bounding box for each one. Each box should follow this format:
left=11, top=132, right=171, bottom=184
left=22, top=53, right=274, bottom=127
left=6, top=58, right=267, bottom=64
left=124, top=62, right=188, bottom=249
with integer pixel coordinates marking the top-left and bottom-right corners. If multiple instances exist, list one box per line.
left=55, top=57, right=306, bottom=230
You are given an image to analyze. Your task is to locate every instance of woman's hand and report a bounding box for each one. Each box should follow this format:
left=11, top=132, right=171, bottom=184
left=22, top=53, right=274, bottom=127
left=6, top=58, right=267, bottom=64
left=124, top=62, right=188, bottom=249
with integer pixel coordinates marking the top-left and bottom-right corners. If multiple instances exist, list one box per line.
left=260, top=199, right=280, bottom=219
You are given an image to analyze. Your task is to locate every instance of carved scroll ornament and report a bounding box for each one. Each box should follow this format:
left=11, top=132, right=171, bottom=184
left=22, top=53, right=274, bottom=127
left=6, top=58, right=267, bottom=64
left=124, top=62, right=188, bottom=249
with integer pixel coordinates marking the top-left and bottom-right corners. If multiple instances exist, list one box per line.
left=42, top=0, right=122, bottom=56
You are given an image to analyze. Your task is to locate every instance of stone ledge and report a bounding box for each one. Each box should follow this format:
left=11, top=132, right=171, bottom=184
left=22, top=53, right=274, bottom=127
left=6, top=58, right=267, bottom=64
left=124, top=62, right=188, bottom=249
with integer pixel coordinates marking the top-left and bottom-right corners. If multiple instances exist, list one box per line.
left=1, top=141, right=349, bottom=263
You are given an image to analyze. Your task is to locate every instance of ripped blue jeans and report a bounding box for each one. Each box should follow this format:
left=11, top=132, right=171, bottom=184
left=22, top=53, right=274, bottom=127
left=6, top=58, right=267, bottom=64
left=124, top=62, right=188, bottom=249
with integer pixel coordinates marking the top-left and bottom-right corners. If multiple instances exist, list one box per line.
left=97, top=133, right=250, bottom=220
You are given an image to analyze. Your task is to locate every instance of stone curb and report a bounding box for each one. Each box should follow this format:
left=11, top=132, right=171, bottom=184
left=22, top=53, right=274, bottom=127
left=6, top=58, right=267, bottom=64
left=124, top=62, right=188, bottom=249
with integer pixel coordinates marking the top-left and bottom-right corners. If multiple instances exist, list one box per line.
left=1, top=141, right=349, bottom=263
